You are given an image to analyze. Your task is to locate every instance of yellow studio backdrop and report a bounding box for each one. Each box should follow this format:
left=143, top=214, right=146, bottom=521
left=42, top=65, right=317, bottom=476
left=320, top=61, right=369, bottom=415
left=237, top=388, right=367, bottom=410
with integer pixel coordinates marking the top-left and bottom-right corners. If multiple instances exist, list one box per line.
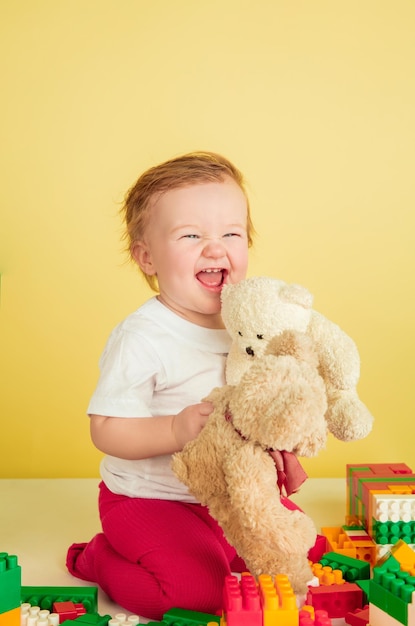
left=0, top=1, right=414, bottom=478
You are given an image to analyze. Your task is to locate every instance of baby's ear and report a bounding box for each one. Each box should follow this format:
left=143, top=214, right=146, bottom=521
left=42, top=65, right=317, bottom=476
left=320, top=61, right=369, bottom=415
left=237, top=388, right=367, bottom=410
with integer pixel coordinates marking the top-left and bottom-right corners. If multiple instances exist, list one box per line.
left=131, top=241, right=157, bottom=276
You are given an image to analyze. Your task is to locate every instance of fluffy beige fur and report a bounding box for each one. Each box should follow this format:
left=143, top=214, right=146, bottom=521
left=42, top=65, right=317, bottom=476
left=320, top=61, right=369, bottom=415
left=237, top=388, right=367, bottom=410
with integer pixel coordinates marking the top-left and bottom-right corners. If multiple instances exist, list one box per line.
left=172, top=330, right=328, bottom=594
left=221, top=277, right=374, bottom=441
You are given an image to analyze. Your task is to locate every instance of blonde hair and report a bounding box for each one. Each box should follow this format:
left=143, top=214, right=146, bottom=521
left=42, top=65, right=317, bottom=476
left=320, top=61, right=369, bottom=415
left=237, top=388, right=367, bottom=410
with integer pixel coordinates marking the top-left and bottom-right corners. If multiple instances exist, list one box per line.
left=121, top=151, right=255, bottom=292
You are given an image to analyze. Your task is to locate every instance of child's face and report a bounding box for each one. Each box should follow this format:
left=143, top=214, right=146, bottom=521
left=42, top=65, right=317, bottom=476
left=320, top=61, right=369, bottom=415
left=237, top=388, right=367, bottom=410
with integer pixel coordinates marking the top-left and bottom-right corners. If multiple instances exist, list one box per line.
left=133, top=177, right=249, bottom=328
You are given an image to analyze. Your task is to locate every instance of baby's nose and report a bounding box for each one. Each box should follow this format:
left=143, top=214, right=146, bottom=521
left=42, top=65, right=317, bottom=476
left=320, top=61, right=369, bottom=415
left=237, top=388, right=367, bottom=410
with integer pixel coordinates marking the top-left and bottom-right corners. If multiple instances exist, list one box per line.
left=203, top=238, right=226, bottom=257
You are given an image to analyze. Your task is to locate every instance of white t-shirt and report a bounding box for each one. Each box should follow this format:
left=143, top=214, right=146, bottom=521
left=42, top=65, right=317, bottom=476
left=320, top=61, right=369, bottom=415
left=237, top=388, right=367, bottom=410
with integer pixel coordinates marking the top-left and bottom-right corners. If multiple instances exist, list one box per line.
left=88, top=297, right=231, bottom=501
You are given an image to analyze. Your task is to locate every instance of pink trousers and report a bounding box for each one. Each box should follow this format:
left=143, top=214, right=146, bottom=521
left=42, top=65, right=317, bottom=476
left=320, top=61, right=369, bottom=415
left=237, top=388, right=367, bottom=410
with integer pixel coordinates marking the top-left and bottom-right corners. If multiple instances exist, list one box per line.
left=66, top=483, right=325, bottom=620
left=66, top=482, right=246, bottom=620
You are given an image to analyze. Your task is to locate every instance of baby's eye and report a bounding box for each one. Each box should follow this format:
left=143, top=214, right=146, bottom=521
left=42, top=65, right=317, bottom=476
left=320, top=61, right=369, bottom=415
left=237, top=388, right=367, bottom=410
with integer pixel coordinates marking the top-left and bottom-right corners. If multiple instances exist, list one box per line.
left=223, top=232, right=240, bottom=238
left=257, top=334, right=264, bottom=340
left=182, top=234, right=199, bottom=239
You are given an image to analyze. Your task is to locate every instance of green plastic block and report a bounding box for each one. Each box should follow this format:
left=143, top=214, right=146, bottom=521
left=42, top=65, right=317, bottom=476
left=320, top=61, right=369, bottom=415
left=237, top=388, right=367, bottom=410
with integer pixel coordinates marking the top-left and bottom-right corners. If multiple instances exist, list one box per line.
left=21, top=586, right=98, bottom=613
left=319, top=551, right=371, bottom=581
left=163, top=607, right=221, bottom=625
left=0, top=553, right=21, bottom=613
left=60, top=614, right=111, bottom=625
left=369, top=556, right=415, bottom=626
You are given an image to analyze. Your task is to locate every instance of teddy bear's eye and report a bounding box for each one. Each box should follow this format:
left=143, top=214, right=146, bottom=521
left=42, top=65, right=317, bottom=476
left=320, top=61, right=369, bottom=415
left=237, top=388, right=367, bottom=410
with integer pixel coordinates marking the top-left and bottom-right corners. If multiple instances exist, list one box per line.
left=257, top=334, right=264, bottom=340
left=238, top=331, right=243, bottom=336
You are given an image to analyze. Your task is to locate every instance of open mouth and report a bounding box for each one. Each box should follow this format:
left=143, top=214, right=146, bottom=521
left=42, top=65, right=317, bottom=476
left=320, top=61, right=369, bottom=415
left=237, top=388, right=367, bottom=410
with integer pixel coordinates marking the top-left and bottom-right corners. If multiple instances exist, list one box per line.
left=196, top=268, right=227, bottom=289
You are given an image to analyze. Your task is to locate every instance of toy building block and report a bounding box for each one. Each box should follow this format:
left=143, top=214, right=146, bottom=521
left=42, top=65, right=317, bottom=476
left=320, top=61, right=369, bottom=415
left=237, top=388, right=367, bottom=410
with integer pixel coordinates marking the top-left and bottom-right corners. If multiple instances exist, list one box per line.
left=369, top=602, right=403, bottom=626
left=222, top=574, right=262, bottom=626
left=258, top=573, right=298, bottom=626
left=21, top=586, right=98, bottom=613
left=0, top=552, right=21, bottom=614
left=108, top=614, right=140, bottom=625
left=0, top=606, right=20, bottom=626
left=60, top=613, right=112, bottom=625
left=370, top=552, right=415, bottom=626
left=318, top=552, right=371, bottom=582
left=346, top=464, right=415, bottom=531
left=299, top=607, right=331, bottom=626
left=321, top=527, right=377, bottom=564
left=306, top=582, right=363, bottom=618
left=311, top=563, right=345, bottom=585
left=53, top=600, right=87, bottom=621
left=163, top=607, right=220, bottom=625
left=345, top=605, right=370, bottom=626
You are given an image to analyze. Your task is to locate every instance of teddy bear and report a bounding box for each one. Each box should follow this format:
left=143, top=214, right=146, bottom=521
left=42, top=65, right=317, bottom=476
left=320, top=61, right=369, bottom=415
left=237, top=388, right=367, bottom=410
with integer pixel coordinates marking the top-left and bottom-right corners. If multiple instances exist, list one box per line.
left=172, top=329, right=329, bottom=595
left=220, top=276, right=374, bottom=442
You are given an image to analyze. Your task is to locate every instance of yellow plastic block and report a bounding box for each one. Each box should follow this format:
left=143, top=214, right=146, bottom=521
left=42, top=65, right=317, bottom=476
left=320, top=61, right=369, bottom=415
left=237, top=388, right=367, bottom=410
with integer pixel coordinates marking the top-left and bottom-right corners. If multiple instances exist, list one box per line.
left=258, top=574, right=298, bottom=626
left=0, top=606, right=20, bottom=626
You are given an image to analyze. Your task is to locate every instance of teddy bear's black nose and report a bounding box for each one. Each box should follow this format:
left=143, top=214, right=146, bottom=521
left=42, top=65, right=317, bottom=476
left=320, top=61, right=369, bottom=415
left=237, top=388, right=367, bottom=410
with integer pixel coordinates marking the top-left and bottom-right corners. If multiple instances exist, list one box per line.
left=246, top=346, right=255, bottom=356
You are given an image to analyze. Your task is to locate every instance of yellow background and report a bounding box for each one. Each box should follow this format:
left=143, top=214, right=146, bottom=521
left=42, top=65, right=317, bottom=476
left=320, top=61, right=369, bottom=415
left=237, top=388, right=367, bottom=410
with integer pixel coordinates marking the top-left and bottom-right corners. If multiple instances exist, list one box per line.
left=1, top=1, right=414, bottom=478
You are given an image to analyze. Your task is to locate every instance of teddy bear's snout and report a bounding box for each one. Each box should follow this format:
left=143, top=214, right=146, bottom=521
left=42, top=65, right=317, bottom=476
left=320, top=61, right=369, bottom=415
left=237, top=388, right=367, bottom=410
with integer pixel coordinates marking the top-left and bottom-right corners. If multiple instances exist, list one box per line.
left=246, top=346, right=255, bottom=356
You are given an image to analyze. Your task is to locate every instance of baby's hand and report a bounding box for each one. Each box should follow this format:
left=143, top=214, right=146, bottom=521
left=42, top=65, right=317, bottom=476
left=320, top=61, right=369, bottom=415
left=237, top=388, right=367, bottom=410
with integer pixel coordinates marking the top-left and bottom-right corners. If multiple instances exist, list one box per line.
left=171, top=402, right=213, bottom=450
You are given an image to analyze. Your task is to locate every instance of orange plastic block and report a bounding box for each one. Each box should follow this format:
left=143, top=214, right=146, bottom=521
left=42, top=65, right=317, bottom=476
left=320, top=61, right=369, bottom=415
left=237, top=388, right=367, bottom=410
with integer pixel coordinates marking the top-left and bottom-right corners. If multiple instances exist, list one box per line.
left=0, top=606, right=20, bottom=626
left=311, top=563, right=345, bottom=585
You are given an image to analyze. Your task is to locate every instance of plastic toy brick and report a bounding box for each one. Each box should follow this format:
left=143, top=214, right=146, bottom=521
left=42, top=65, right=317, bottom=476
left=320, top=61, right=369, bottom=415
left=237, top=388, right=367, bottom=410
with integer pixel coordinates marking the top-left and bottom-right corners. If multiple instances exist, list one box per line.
left=21, top=585, right=98, bottom=613
left=299, top=608, right=331, bottom=626
left=311, top=563, right=345, bottom=585
left=318, top=551, right=371, bottom=582
left=345, top=605, right=370, bottom=626
left=321, top=527, right=377, bottom=564
left=53, top=600, right=87, bottom=621
left=0, top=552, right=21, bottom=614
left=347, top=464, right=415, bottom=531
left=369, top=602, right=406, bottom=626
left=162, top=607, right=220, bottom=626
left=306, top=582, right=363, bottom=618
left=259, top=573, right=298, bottom=626
left=223, top=574, right=262, bottom=626
left=321, top=527, right=358, bottom=558
left=389, top=539, right=415, bottom=571
left=0, top=606, right=20, bottom=626
left=60, top=614, right=112, bottom=626
left=370, top=554, right=415, bottom=625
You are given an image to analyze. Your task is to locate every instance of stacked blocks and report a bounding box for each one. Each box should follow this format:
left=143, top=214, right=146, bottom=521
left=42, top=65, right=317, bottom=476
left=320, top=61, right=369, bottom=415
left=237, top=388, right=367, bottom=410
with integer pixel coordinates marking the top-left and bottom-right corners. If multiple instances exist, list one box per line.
left=21, top=586, right=98, bottom=614
left=321, top=464, right=415, bottom=564
left=369, top=541, right=415, bottom=626
left=0, top=552, right=21, bottom=626
left=221, top=573, right=298, bottom=626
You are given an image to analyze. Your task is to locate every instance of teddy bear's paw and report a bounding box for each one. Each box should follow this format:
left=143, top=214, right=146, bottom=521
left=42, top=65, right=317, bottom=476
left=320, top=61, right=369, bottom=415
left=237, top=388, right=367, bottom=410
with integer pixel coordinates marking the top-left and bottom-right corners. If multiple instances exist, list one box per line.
left=278, top=556, right=313, bottom=596
left=326, top=391, right=374, bottom=441
left=289, top=511, right=318, bottom=551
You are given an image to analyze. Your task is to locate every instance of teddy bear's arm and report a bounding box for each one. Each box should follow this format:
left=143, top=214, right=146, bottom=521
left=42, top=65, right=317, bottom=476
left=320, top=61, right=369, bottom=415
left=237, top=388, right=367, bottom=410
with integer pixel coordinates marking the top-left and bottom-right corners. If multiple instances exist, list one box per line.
left=308, top=311, right=361, bottom=388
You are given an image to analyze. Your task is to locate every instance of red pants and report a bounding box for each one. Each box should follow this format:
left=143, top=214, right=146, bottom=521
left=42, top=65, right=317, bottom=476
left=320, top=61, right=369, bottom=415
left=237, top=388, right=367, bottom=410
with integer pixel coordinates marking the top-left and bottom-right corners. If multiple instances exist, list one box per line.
left=66, top=483, right=324, bottom=620
left=66, top=482, right=245, bottom=620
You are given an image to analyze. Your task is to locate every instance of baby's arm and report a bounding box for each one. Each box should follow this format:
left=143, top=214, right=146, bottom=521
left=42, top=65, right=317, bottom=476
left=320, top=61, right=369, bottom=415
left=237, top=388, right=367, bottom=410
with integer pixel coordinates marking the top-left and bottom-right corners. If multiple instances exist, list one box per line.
left=90, top=401, right=213, bottom=460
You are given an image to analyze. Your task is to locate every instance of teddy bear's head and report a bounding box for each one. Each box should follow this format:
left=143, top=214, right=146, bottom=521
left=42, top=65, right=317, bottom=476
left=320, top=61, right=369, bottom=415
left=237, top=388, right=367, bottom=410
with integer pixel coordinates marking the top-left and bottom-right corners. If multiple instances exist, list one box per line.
left=221, top=276, right=313, bottom=362
left=225, top=329, right=328, bottom=458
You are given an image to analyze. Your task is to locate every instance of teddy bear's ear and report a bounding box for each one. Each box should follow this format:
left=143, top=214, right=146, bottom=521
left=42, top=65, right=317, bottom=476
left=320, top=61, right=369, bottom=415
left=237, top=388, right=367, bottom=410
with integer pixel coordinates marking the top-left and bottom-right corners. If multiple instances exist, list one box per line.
left=279, top=284, right=313, bottom=309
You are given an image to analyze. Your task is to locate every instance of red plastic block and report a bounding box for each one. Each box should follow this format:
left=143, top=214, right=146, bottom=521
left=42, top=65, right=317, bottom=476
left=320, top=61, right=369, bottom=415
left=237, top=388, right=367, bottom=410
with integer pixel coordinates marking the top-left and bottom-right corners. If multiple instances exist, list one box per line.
left=306, top=582, right=363, bottom=618
left=345, top=605, right=370, bottom=626
left=53, top=601, right=86, bottom=621
left=223, top=574, right=262, bottom=626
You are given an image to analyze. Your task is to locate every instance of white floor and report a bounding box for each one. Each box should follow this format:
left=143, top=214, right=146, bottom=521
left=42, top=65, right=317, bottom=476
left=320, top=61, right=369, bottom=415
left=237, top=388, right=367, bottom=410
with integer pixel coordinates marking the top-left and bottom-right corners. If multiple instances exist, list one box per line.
left=0, top=477, right=346, bottom=622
